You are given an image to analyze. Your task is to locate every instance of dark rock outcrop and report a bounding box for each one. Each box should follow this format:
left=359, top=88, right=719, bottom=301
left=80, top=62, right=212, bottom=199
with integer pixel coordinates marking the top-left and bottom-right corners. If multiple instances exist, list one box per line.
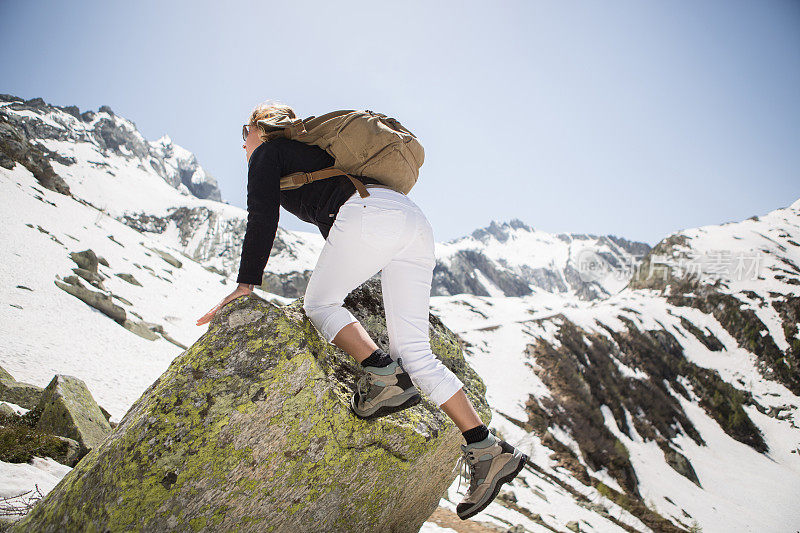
left=432, top=248, right=534, bottom=298
left=261, top=270, right=314, bottom=298
left=54, top=278, right=127, bottom=323
left=0, top=112, right=71, bottom=195
left=0, top=94, right=222, bottom=202
left=663, top=446, right=701, bottom=487
left=630, top=237, right=800, bottom=395
left=432, top=220, right=650, bottom=300
left=520, top=314, right=766, bottom=499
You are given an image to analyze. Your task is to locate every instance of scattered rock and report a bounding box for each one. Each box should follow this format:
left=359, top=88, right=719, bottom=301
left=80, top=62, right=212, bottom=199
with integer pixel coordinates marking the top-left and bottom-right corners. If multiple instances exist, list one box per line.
left=69, top=249, right=99, bottom=273
left=137, top=322, right=187, bottom=348
left=158, top=332, right=188, bottom=350
left=71, top=267, right=105, bottom=290
left=0, top=366, right=45, bottom=410
left=121, top=319, right=160, bottom=341
left=34, top=375, right=112, bottom=459
left=143, top=244, right=182, bottom=268
left=663, top=447, right=701, bottom=487
left=111, top=293, right=133, bottom=306
left=54, top=279, right=126, bottom=323
left=115, top=272, right=142, bottom=286
left=497, top=488, right=518, bottom=504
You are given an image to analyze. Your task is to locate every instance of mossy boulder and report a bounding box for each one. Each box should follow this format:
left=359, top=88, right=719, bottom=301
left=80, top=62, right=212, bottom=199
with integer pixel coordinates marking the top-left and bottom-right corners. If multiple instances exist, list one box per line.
left=10, top=278, right=490, bottom=533
left=0, top=366, right=44, bottom=410
left=0, top=402, right=19, bottom=421
left=34, top=375, right=113, bottom=459
left=0, top=423, right=81, bottom=466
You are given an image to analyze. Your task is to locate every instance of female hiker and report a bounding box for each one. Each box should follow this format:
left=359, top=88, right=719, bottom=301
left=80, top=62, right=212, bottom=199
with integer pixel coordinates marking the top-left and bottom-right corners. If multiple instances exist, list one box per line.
left=196, top=101, right=527, bottom=520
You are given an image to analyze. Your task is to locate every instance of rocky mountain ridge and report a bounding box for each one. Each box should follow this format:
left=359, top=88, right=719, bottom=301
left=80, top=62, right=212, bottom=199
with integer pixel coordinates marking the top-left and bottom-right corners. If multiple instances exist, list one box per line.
left=434, top=218, right=651, bottom=300
left=0, top=94, right=222, bottom=201
left=1, top=93, right=651, bottom=302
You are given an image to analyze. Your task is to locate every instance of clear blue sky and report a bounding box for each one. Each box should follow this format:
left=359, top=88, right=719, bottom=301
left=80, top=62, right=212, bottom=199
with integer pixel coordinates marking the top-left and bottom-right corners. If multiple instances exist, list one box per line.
left=2, top=1, right=798, bottom=246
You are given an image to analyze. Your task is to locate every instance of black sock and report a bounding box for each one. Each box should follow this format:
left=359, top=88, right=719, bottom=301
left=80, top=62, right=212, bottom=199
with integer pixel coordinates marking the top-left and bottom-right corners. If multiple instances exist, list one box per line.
left=361, top=348, right=393, bottom=368
left=462, top=424, right=490, bottom=444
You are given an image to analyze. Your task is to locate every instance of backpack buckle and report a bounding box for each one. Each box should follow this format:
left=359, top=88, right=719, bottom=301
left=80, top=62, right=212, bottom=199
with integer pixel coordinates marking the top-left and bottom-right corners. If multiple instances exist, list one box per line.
left=287, top=119, right=307, bottom=137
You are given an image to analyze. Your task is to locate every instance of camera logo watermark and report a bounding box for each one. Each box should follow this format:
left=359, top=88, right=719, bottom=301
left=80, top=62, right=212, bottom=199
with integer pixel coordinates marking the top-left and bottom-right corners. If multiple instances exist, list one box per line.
left=575, top=249, right=610, bottom=283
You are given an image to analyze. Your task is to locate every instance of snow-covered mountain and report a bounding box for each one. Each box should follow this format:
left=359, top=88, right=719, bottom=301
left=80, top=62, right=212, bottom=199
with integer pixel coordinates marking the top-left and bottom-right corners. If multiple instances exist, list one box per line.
left=1, top=93, right=652, bottom=303
left=0, top=94, right=326, bottom=297
left=427, top=197, right=800, bottom=531
left=1, top=94, right=222, bottom=201
left=434, top=219, right=651, bottom=300
left=2, top=94, right=799, bottom=532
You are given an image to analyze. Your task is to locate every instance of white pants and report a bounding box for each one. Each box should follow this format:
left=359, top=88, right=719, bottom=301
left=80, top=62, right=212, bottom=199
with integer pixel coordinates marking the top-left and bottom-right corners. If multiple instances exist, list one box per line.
left=302, top=186, right=465, bottom=407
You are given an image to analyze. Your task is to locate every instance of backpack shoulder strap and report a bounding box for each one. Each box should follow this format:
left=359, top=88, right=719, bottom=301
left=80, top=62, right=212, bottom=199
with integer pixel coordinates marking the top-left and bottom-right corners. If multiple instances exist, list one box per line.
left=280, top=167, right=371, bottom=198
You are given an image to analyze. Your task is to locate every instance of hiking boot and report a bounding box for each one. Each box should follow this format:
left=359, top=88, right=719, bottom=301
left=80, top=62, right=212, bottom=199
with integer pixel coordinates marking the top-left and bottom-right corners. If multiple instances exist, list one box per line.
left=350, top=357, right=421, bottom=419
left=453, top=432, right=528, bottom=520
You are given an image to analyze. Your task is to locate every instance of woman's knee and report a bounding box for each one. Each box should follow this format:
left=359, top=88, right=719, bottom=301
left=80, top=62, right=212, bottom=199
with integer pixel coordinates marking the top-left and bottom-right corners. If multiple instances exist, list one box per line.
left=302, top=299, right=343, bottom=329
left=302, top=293, right=324, bottom=319
left=302, top=297, right=324, bottom=320
left=301, top=300, right=328, bottom=340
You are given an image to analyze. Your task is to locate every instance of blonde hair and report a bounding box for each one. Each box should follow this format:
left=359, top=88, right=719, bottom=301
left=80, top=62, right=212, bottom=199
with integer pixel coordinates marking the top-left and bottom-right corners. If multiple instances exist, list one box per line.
left=247, top=100, right=297, bottom=142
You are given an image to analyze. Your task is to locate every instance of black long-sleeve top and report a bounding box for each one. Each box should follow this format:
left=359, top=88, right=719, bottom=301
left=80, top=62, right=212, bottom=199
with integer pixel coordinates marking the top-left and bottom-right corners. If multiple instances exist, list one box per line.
left=235, top=137, right=382, bottom=285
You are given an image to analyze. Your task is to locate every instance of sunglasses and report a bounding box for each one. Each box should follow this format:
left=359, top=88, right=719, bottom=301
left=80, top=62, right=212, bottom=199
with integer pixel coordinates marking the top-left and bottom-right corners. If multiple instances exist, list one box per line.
left=242, top=124, right=251, bottom=142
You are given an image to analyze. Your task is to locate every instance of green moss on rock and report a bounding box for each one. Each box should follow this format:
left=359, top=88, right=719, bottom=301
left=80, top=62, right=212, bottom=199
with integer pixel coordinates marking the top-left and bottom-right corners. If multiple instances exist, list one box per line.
left=10, top=278, right=489, bottom=533
left=0, top=424, right=73, bottom=464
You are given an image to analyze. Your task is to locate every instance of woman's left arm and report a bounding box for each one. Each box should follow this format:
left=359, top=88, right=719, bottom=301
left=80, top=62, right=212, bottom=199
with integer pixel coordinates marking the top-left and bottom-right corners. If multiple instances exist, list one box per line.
left=236, top=142, right=281, bottom=286
left=196, top=143, right=280, bottom=326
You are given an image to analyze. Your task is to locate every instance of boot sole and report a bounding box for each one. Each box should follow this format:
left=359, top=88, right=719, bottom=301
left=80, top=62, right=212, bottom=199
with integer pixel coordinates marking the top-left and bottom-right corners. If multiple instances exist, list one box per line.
left=351, top=390, right=421, bottom=420
left=457, top=452, right=529, bottom=520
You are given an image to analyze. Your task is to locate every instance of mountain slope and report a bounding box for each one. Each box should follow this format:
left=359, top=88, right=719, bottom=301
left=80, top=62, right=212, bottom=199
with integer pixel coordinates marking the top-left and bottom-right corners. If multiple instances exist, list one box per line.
left=1, top=94, right=222, bottom=201
left=0, top=94, right=327, bottom=294
left=430, top=198, right=800, bottom=531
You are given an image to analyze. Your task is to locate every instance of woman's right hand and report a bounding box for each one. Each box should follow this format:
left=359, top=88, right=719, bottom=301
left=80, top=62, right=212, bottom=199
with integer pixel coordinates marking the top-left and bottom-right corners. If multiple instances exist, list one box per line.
left=196, top=283, right=255, bottom=326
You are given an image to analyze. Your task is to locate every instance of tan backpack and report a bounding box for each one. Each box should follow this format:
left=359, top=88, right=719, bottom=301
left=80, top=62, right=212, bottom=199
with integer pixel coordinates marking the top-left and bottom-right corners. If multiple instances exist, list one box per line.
left=256, top=109, right=424, bottom=198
